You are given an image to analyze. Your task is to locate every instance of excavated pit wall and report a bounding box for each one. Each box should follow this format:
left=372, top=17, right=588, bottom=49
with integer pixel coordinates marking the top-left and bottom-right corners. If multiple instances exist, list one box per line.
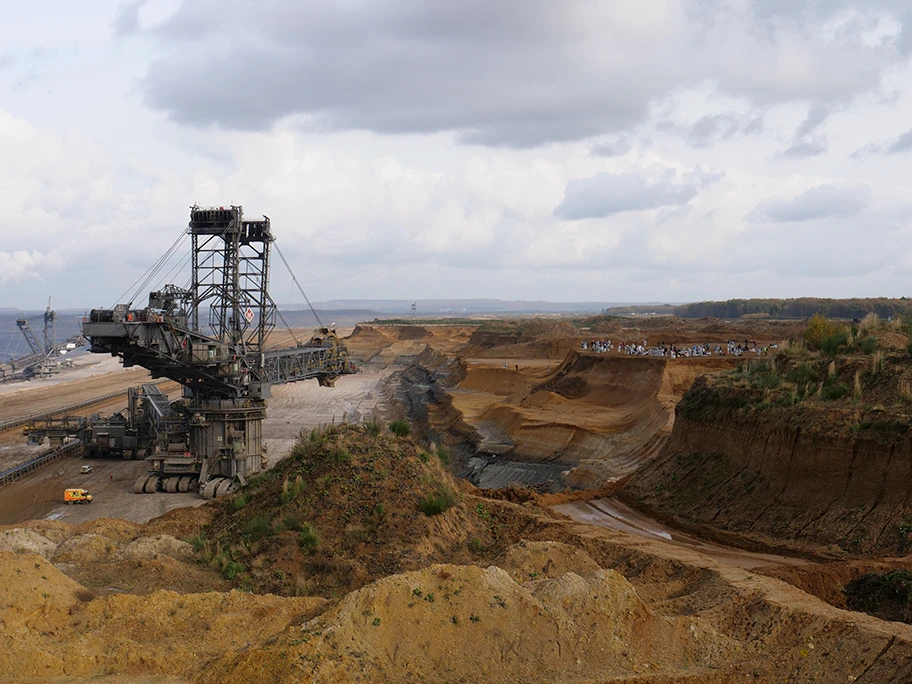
left=626, top=377, right=912, bottom=556
left=396, top=348, right=737, bottom=492
left=394, top=347, right=569, bottom=490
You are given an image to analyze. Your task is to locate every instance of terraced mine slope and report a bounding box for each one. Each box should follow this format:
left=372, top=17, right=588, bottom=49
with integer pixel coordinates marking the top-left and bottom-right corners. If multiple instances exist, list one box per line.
left=3, top=423, right=912, bottom=682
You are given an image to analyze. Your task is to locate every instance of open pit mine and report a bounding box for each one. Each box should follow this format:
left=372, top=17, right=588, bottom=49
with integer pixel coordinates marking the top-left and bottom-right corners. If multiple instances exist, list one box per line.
left=2, top=224, right=912, bottom=681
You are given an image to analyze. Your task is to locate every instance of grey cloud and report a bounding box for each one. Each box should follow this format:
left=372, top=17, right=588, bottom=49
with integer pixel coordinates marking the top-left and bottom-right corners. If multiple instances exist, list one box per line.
left=126, top=0, right=910, bottom=146
left=795, top=106, right=828, bottom=138
left=751, top=184, right=870, bottom=223
left=897, top=12, right=912, bottom=55
left=112, top=0, right=147, bottom=37
left=850, top=128, right=912, bottom=158
left=779, top=105, right=829, bottom=158
left=676, top=113, right=763, bottom=148
left=590, top=136, right=633, bottom=157
left=554, top=172, right=698, bottom=221
left=888, top=129, right=912, bottom=153
left=137, top=0, right=672, bottom=146
left=781, top=137, right=828, bottom=159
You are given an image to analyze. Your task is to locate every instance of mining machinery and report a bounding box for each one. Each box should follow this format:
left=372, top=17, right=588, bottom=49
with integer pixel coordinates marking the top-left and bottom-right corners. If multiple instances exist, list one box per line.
left=82, top=205, right=355, bottom=498
left=7, top=298, right=70, bottom=380
left=24, top=384, right=178, bottom=460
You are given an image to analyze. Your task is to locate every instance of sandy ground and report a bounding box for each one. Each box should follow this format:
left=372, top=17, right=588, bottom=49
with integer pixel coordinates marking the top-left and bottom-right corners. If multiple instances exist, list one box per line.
left=0, top=365, right=397, bottom=527
left=4, top=323, right=912, bottom=683
left=0, top=380, right=182, bottom=471
left=450, top=352, right=743, bottom=490
left=0, top=353, right=134, bottom=398
left=554, top=498, right=809, bottom=570
left=0, top=358, right=157, bottom=422
left=0, top=455, right=202, bottom=526
left=262, top=365, right=397, bottom=465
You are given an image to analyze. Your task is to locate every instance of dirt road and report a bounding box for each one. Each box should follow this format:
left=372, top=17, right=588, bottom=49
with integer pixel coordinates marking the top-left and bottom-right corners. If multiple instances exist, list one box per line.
left=0, top=365, right=398, bottom=527
left=0, top=453, right=204, bottom=526
left=554, top=498, right=808, bottom=569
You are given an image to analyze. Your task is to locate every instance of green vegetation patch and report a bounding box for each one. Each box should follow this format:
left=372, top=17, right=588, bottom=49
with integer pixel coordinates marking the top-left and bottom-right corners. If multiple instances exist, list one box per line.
left=419, top=483, right=458, bottom=516
left=192, top=423, right=487, bottom=598
left=844, top=570, right=912, bottom=624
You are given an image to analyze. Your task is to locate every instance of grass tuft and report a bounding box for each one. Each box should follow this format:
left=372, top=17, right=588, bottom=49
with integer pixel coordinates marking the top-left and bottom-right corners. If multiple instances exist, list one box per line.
left=389, top=420, right=411, bottom=437
left=419, top=484, right=457, bottom=516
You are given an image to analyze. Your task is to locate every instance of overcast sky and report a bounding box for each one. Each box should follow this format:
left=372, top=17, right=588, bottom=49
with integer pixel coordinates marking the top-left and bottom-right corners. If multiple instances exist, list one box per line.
left=3, top=0, right=912, bottom=310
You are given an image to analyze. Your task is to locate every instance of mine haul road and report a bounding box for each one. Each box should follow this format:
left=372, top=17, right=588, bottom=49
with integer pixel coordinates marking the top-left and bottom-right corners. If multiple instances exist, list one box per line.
left=0, top=366, right=394, bottom=526
left=554, top=498, right=809, bottom=570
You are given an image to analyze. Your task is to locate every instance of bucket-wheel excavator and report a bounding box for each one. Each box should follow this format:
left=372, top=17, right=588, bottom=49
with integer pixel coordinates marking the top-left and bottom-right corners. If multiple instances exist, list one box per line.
left=82, top=205, right=355, bottom=497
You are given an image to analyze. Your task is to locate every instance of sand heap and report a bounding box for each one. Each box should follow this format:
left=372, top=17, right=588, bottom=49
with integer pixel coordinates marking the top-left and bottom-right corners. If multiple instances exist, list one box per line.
left=2, top=420, right=912, bottom=681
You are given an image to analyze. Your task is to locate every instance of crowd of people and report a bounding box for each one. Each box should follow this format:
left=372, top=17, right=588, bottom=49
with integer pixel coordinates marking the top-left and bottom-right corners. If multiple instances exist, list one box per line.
left=580, top=338, right=772, bottom=359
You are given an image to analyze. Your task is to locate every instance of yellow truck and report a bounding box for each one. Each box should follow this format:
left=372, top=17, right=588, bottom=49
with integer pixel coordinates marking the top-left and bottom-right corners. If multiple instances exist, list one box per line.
left=64, top=488, right=92, bottom=504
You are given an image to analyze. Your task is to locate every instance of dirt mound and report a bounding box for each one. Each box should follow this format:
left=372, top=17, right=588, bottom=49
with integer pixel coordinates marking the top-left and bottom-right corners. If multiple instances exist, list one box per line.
left=0, top=558, right=326, bottom=681
left=64, top=555, right=227, bottom=595
left=198, top=423, right=497, bottom=596
left=497, top=539, right=603, bottom=580
left=542, top=351, right=666, bottom=405
left=76, top=517, right=142, bottom=543
left=197, top=546, right=732, bottom=683
left=0, top=528, right=57, bottom=558
left=0, top=513, right=223, bottom=596
left=143, top=503, right=215, bottom=539
left=119, top=534, right=194, bottom=562
left=758, top=557, right=912, bottom=612
left=397, top=325, right=430, bottom=340
left=457, top=365, right=528, bottom=395
left=51, top=533, right=118, bottom=564
left=4, top=498, right=912, bottom=681
left=465, top=320, right=579, bottom=359
left=346, top=324, right=477, bottom=364
left=2, top=519, right=74, bottom=544
left=0, top=551, right=86, bottom=611
left=620, top=316, right=686, bottom=331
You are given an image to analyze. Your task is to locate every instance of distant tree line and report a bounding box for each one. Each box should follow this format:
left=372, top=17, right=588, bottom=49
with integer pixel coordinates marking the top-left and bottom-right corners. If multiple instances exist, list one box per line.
left=674, top=298, right=912, bottom=320
left=602, top=304, right=677, bottom=315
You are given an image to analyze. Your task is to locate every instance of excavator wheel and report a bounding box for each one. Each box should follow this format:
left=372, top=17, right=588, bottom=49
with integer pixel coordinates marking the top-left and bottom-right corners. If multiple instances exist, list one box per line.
left=214, top=478, right=235, bottom=498
left=133, top=474, right=148, bottom=494
left=164, top=476, right=180, bottom=493
left=143, top=475, right=161, bottom=493
left=200, top=479, right=221, bottom=500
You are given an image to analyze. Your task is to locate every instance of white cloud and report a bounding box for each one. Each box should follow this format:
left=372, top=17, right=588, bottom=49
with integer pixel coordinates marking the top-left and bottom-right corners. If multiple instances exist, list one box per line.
left=3, top=2, right=912, bottom=308
left=0, top=250, right=63, bottom=285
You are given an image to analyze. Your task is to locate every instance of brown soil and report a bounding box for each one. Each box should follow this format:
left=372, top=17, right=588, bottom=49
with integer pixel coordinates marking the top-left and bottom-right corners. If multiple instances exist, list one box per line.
left=6, top=317, right=912, bottom=681
left=4, top=490, right=912, bottom=682
left=198, top=424, right=504, bottom=598
left=445, top=351, right=742, bottom=488
left=625, top=371, right=912, bottom=557
left=345, top=324, right=476, bottom=364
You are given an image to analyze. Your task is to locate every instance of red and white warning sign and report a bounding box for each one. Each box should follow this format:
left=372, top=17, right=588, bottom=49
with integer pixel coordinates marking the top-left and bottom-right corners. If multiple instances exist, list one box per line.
left=244, top=307, right=254, bottom=322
